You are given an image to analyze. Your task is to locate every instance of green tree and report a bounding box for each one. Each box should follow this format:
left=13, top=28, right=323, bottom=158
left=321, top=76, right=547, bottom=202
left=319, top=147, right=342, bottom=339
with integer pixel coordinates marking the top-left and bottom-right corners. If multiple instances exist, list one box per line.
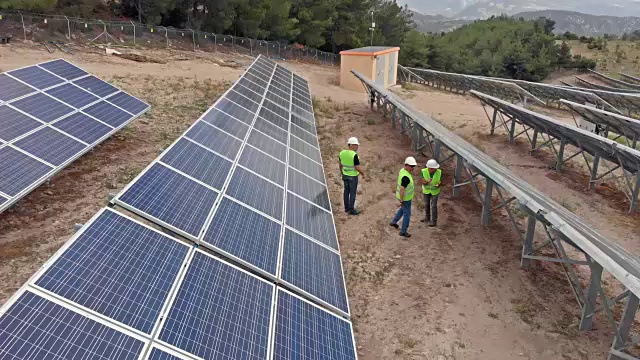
left=291, top=0, right=337, bottom=47
left=0, top=0, right=56, bottom=10
left=326, top=0, right=369, bottom=52
left=399, top=29, right=429, bottom=67
left=261, top=0, right=299, bottom=40
left=558, top=41, right=572, bottom=66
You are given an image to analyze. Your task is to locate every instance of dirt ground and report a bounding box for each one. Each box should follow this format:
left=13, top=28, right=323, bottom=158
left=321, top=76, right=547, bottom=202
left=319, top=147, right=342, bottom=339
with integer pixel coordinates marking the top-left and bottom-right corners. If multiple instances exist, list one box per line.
left=1, top=43, right=639, bottom=359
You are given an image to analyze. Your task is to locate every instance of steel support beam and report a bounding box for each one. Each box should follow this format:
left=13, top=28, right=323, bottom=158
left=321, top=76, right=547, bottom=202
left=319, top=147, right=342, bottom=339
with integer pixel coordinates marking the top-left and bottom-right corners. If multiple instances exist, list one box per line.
left=490, top=108, right=498, bottom=135
left=509, top=116, right=517, bottom=144
left=556, top=140, right=566, bottom=171
left=453, top=155, right=464, bottom=198
left=609, top=294, right=640, bottom=360
left=630, top=174, right=640, bottom=212
left=580, top=261, right=604, bottom=331
left=481, top=179, right=494, bottom=226
left=521, top=215, right=536, bottom=269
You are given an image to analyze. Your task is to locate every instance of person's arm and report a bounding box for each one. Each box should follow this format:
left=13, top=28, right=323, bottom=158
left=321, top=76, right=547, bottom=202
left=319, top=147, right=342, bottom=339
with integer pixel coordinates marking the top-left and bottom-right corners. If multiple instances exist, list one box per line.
left=353, top=154, right=365, bottom=179
left=398, top=176, right=409, bottom=205
left=432, top=175, right=441, bottom=187
left=398, top=187, right=405, bottom=206
left=338, top=157, right=343, bottom=174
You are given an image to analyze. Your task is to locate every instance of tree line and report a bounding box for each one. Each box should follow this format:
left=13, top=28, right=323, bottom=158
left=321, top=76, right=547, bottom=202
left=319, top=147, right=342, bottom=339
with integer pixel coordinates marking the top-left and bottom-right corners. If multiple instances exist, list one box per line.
left=400, top=16, right=596, bottom=82
left=1, top=1, right=601, bottom=81
left=0, top=0, right=413, bottom=52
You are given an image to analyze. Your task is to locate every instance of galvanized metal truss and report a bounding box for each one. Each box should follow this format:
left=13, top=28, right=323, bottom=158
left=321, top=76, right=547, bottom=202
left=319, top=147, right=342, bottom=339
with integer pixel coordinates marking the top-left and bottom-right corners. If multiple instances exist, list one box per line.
left=477, top=98, right=640, bottom=213
left=357, top=74, right=640, bottom=360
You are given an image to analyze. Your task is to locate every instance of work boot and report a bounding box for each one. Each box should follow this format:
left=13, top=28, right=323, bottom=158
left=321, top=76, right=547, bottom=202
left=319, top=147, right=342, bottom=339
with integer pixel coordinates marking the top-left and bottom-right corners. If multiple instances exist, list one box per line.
left=399, top=232, right=411, bottom=238
left=349, top=209, right=361, bottom=215
left=428, top=221, right=437, bottom=227
left=420, top=218, right=430, bottom=223
left=389, top=223, right=399, bottom=229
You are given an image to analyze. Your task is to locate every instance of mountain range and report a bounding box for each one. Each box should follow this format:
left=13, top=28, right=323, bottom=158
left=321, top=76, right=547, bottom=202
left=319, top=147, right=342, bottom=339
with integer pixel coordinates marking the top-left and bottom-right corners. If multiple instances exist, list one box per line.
left=412, top=10, right=640, bottom=36
left=402, top=0, right=640, bottom=18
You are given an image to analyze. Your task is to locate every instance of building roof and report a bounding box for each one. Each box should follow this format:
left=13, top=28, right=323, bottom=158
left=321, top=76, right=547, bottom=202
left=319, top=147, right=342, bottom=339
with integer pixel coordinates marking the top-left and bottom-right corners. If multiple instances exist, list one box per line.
left=340, top=46, right=400, bottom=56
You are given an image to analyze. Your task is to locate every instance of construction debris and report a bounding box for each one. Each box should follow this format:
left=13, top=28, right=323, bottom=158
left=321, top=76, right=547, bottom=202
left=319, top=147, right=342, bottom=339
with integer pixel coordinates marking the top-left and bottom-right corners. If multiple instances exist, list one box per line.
left=42, top=42, right=54, bottom=53
left=114, top=53, right=166, bottom=64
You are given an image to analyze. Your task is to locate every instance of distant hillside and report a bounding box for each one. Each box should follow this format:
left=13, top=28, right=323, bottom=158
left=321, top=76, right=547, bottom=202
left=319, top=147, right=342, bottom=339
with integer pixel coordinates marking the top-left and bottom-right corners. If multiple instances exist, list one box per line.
left=516, top=10, right=640, bottom=36
left=411, top=10, right=640, bottom=36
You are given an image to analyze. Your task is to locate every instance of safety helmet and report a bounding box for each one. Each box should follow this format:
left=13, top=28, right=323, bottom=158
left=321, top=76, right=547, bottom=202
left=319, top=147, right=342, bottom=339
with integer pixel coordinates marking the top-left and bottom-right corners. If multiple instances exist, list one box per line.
left=426, top=159, right=440, bottom=169
left=347, top=137, right=359, bottom=145
left=404, top=156, right=417, bottom=166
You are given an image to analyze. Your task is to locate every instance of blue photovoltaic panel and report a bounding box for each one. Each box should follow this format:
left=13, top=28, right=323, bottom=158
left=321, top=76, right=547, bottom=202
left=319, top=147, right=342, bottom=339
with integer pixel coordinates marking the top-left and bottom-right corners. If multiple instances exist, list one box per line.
left=13, top=127, right=86, bottom=166
left=0, top=195, right=6, bottom=206
left=239, top=145, right=286, bottom=185
left=107, top=91, right=150, bottom=115
left=185, top=121, right=242, bottom=159
left=160, top=138, right=232, bottom=190
left=233, top=83, right=264, bottom=104
left=247, top=129, right=287, bottom=161
left=0, top=74, right=35, bottom=101
left=0, top=106, right=42, bottom=142
left=273, top=290, right=356, bottom=360
left=73, top=76, right=119, bottom=98
left=292, top=114, right=316, bottom=134
left=253, top=117, right=288, bottom=144
left=118, top=163, right=218, bottom=237
left=290, top=135, right=322, bottom=163
left=34, top=209, right=189, bottom=334
left=45, top=83, right=100, bottom=109
left=38, top=59, right=88, bottom=80
left=203, top=197, right=281, bottom=276
left=287, top=168, right=331, bottom=211
left=286, top=193, right=338, bottom=250
left=51, top=112, right=113, bottom=144
left=259, top=107, right=289, bottom=131
left=158, top=251, right=274, bottom=360
left=0, top=291, right=146, bottom=360
left=226, top=167, right=284, bottom=220
left=8, top=66, right=64, bottom=90
left=291, top=124, right=318, bottom=148
left=227, top=90, right=260, bottom=112
left=147, top=347, right=183, bottom=360
left=10, top=93, right=74, bottom=123
left=83, top=101, right=134, bottom=128
left=289, top=150, right=326, bottom=184
left=202, top=108, right=250, bottom=139
left=215, top=98, right=256, bottom=124
left=0, top=147, right=53, bottom=196
left=281, top=229, right=349, bottom=314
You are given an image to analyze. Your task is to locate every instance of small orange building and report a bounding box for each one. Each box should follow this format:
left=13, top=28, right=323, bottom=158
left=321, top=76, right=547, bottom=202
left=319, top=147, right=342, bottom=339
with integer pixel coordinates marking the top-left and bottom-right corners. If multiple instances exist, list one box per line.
left=339, top=46, right=400, bottom=92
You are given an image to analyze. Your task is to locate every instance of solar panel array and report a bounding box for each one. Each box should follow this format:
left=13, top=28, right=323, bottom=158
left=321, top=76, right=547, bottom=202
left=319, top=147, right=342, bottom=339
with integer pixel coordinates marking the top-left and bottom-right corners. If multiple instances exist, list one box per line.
left=0, top=59, right=149, bottom=214
left=620, top=72, right=640, bottom=85
left=574, top=76, right=640, bottom=94
left=588, top=69, right=640, bottom=91
left=0, top=55, right=357, bottom=360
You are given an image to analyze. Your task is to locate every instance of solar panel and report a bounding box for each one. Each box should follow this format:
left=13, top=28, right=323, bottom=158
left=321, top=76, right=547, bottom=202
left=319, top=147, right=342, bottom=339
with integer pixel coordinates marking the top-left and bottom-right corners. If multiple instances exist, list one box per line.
left=0, top=290, right=147, bottom=359
left=273, top=289, right=356, bottom=360
left=281, top=229, right=349, bottom=314
left=0, top=59, right=149, bottom=215
left=157, top=250, right=275, bottom=360
left=33, top=209, right=190, bottom=334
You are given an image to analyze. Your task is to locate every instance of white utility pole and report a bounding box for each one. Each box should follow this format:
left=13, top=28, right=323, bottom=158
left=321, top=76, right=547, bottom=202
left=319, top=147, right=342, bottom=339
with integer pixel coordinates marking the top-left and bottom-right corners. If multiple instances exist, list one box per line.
left=369, top=11, right=375, bottom=46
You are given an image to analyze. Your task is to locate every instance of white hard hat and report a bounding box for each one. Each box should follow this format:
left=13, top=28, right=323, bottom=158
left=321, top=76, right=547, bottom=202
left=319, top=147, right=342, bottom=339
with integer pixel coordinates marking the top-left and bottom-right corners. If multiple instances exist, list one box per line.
left=404, top=156, right=417, bottom=166
left=347, top=137, right=359, bottom=145
left=426, top=159, right=440, bottom=169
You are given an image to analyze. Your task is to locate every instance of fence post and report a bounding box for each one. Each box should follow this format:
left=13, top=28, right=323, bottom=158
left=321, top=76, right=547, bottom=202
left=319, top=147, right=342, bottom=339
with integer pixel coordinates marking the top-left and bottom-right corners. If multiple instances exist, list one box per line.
left=100, top=20, right=107, bottom=43
left=214, top=34, right=217, bottom=52
left=163, top=27, right=168, bottom=48
left=191, top=29, right=195, bottom=51
left=65, top=16, right=70, bottom=40
left=278, top=43, right=281, bottom=58
left=18, top=11, right=26, bottom=40
left=131, top=21, right=136, bottom=45
left=232, top=35, right=235, bottom=52
left=266, top=42, right=268, bottom=57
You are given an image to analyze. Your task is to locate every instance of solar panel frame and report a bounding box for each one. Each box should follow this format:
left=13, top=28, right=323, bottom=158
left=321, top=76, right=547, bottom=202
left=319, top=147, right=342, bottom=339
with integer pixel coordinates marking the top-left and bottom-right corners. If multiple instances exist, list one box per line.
left=26, top=208, right=192, bottom=337
left=0, top=59, right=150, bottom=215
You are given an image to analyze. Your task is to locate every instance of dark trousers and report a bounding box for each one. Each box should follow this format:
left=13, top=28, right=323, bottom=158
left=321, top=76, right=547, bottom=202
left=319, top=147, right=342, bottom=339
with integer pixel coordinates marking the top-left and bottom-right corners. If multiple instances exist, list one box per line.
left=392, top=200, right=412, bottom=233
left=343, top=175, right=358, bottom=212
left=424, top=193, right=439, bottom=222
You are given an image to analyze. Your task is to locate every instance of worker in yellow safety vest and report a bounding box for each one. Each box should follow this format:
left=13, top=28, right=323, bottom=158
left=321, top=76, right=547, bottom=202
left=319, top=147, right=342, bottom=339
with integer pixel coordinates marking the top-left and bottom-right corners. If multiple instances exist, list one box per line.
left=389, top=156, right=416, bottom=238
left=420, top=159, right=442, bottom=227
left=339, top=137, right=366, bottom=215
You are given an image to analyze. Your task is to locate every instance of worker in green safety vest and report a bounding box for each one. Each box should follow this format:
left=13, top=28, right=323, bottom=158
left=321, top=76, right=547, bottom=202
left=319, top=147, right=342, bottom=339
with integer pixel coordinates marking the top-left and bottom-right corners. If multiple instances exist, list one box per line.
left=389, top=156, right=417, bottom=238
left=339, top=137, right=366, bottom=215
left=420, top=159, right=442, bottom=227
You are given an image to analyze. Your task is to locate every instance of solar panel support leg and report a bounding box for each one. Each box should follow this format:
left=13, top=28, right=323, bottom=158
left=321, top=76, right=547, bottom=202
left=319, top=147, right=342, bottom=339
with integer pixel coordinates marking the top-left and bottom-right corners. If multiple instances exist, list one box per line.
left=520, top=215, right=536, bottom=268
left=630, top=174, right=640, bottom=212
left=490, top=108, right=498, bottom=135
left=434, top=140, right=442, bottom=163
left=589, top=155, right=601, bottom=190
left=608, top=294, right=639, bottom=360
left=391, top=106, right=397, bottom=129
left=453, top=155, right=464, bottom=198
left=556, top=140, right=566, bottom=171
left=580, top=260, right=603, bottom=331
left=508, top=117, right=517, bottom=144
left=481, top=179, right=494, bottom=226
left=530, top=130, right=538, bottom=150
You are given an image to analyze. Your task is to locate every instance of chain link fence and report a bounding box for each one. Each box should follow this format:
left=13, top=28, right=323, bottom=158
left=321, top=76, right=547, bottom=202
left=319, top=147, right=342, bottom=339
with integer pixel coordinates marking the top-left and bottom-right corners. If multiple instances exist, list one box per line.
left=0, top=9, right=340, bottom=65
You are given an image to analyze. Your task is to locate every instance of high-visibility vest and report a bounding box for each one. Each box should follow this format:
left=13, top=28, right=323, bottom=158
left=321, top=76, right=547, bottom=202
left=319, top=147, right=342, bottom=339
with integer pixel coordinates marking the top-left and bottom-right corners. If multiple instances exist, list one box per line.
left=395, top=168, right=414, bottom=201
left=339, top=150, right=359, bottom=176
left=422, top=168, right=442, bottom=195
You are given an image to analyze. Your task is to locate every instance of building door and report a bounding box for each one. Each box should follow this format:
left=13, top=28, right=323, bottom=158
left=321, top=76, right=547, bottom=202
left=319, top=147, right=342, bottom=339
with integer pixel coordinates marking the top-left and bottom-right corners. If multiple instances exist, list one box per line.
left=375, top=55, right=386, bottom=86
left=388, top=52, right=397, bottom=85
